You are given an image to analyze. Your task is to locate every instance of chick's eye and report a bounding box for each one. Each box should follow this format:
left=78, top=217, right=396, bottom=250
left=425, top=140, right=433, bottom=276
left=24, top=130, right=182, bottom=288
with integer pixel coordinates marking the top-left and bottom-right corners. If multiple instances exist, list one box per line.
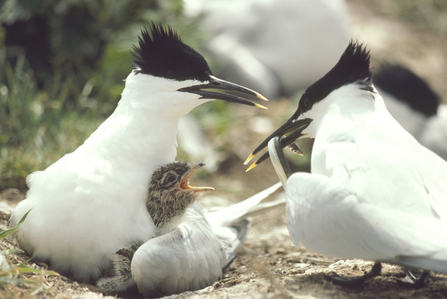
left=166, top=174, right=176, bottom=183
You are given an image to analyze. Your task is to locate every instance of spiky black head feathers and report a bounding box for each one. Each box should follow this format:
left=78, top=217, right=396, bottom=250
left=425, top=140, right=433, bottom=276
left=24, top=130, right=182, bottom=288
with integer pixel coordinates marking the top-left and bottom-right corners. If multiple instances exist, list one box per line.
left=296, top=41, right=372, bottom=115
left=131, top=23, right=212, bottom=82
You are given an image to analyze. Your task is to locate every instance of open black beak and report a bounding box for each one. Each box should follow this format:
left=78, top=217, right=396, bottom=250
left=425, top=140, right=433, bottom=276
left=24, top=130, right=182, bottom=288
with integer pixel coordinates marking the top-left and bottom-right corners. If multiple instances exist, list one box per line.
left=244, top=116, right=313, bottom=171
left=178, top=75, right=268, bottom=109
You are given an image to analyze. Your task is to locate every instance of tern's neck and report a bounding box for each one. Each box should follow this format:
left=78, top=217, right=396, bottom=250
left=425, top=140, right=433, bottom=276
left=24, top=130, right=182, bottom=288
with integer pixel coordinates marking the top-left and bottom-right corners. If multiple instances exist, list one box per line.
left=75, top=72, right=207, bottom=180
left=303, top=84, right=386, bottom=139
left=79, top=96, right=180, bottom=174
left=306, top=84, right=405, bottom=176
left=151, top=207, right=192, bottom=237
left=147, top=194, right=196, bottom=237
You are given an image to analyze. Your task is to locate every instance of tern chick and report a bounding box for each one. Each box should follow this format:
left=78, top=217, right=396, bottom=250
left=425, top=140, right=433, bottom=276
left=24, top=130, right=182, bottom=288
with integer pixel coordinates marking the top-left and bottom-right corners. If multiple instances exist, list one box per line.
left=97, top=161, right=213, bottom=294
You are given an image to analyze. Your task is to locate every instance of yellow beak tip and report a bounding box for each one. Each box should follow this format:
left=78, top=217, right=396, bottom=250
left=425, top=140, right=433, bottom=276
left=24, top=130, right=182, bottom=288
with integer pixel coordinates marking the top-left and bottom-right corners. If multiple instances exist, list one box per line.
left=255, top=103, right=268, bottom=109
left=246, top=163, right=258, bottom=172
left=244, top=154, right=256, bottom=165
left=257, top=94, right=269, bottom=101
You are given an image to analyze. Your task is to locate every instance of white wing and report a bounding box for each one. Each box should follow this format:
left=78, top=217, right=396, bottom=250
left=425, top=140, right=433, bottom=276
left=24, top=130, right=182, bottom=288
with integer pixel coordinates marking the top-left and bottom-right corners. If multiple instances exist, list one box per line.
left=131, top=183, right=284, bottom=297
left=131, top=202, right=225, bottom=297
left=285, top=171, right=447, bottom=273
left=284, top=107, right=447, bottom=272
left=204, top=182, right=283, bottom=228
left=420, top=104, right=447, bottom=161
left=204, top=182, right=283, bottom=269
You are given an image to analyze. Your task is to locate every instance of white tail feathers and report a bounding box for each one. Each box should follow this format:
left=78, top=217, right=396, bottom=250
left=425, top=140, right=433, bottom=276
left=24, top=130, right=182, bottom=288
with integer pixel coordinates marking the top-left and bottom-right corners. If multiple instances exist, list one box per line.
left=204, top=182, right=283, bottom=228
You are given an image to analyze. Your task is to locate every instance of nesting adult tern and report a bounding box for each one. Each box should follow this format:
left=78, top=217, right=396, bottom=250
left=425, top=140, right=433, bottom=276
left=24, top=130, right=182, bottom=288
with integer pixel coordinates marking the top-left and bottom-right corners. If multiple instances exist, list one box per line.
left=9, top=23, right=269, bottom=283
left=245, top=41, right=447, bottom=287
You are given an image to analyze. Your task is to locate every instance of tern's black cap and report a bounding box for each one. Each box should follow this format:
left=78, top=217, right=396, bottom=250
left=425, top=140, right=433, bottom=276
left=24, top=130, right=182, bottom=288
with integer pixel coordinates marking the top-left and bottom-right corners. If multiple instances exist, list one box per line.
left=131, top=23, right=212, bottom=82
left=297, top=41, right=372, bottom=115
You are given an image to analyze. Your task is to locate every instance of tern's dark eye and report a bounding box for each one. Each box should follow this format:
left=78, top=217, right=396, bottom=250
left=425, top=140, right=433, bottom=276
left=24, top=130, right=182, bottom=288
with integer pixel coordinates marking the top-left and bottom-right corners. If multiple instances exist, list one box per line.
left=302, top=97, right=312, bottom=110
left=298, top=95, right=314, bottom=114
left=166, top=71, right=176, bottom=78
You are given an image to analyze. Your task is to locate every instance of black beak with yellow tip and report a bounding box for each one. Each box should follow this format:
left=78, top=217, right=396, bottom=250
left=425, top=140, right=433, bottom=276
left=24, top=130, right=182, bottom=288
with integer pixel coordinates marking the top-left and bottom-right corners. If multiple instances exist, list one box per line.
left=179, top=75, right=268, bottom=109
left=245, top=117, right=313, bottom=171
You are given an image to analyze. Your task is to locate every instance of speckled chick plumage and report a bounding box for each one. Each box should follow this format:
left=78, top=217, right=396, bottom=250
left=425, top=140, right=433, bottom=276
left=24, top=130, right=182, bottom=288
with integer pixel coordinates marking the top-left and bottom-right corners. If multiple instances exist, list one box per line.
left=146, top=161, right=209, bottom=235
left=97, top=161, right=210, bottom=294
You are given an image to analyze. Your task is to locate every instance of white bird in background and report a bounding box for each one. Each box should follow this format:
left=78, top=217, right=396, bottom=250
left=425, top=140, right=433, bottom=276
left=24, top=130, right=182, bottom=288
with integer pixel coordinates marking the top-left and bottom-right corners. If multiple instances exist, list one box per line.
left=245, top=41, right=447, bottom=287
left=373, top=64, right=447, bottom=161
left=374, top=64, right=440, bottom=139
left=420, top=104, right=447, bottom=161
left=184, top=0, right=350, bottom=98
left=9, top=23, right=272, bottom=286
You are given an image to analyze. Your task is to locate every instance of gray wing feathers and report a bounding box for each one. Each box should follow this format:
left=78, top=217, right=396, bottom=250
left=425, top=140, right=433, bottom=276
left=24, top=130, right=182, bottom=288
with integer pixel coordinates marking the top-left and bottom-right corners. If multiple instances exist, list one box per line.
left=132, top=208, right=225, bottom=297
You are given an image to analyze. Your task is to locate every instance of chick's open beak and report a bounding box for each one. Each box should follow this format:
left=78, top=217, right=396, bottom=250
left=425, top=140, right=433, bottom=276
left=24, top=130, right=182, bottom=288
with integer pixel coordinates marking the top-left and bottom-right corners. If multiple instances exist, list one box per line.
left=178, top=75, right=268, bottom=109
left=179, top=163, right=214, bottom=193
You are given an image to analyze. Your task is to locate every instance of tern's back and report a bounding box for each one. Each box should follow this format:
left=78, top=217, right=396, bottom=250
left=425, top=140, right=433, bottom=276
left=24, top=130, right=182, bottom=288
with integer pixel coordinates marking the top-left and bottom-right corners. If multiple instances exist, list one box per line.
left=309, top=83, right=447, bottom=217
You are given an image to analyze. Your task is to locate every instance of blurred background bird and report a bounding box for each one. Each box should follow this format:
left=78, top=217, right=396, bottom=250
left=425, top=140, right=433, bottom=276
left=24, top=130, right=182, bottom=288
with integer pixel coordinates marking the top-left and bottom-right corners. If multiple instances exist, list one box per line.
left=246, top=41, right=447, bottom=287
left=374, top=64, right=447, bottom=161
left=183, top=0, right=350, bottom=99
left=177, top=0, right=447, bottom=168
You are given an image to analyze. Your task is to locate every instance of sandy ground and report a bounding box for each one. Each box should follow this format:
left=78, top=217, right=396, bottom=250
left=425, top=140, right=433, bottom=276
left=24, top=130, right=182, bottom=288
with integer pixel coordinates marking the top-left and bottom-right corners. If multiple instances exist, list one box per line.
left=2, top=152, right=447, bottom=299
left=2, top=0, right=447, bottom=298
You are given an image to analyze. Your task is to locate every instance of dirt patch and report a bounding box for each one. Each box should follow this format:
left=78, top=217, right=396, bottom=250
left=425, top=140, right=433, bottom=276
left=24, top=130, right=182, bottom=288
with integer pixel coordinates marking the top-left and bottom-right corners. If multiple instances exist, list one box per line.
left=2, top=163, right=447, bottom=299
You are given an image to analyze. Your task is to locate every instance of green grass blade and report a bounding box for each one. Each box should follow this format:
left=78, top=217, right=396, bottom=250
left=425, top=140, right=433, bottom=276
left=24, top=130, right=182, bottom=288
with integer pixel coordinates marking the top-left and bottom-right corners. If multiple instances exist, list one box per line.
left=17, top=259, right=32, bottom=267
left=0, top=249, right=23, bottom=256
left=17, top=267, right=59, bottom=276
left=0, top=209, right=31, bottom=240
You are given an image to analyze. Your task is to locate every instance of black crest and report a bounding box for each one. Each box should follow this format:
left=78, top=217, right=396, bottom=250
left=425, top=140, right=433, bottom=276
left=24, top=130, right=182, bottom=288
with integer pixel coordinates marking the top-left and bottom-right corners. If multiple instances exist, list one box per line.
left=131, top=23, right=212, bottom=82
left=373, top=64, right=439, bottom=117
left=297, top=41, right=372, bottom=115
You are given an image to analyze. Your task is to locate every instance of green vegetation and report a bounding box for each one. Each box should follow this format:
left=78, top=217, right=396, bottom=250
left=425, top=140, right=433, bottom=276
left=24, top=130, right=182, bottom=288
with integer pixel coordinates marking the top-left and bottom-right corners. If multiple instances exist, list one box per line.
left=3, top=0, right=445, bottom=182
left=0, top=0, right=206, bottom=180
left=0, top=55, right=103, bottom=178
left=374, top=0, right=447, bottom=38
left=0, top=211, right=59, bottom=293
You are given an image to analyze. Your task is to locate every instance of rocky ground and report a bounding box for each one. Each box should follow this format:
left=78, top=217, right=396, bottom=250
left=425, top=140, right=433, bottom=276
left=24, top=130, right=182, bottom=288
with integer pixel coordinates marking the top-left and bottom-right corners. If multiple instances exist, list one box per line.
left=1, top=0, right=447, bottom=298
